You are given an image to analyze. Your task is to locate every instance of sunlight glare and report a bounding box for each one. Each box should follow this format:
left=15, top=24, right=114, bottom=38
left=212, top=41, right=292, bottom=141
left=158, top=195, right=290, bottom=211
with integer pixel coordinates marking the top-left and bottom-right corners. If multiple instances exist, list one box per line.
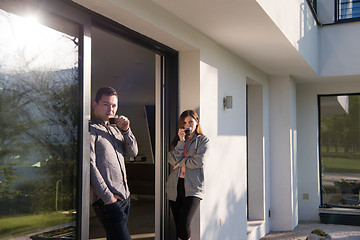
left=0, top=9, right=78, bottom=72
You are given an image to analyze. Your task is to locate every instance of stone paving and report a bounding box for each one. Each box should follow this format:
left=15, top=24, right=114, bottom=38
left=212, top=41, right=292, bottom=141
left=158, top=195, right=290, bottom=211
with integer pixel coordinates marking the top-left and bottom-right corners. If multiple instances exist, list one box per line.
left=261, top=222, right=360, bottom=240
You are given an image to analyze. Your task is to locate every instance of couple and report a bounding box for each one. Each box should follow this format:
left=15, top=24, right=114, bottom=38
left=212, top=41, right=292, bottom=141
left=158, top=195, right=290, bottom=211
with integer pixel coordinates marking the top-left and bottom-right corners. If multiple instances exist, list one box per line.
left=90, top=86, right=209, bottom=240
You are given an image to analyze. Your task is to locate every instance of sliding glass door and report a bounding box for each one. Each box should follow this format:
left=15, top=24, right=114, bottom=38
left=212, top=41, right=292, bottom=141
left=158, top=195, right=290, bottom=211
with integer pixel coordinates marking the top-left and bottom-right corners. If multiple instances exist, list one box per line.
left=319, top=94, right=360, bottom=208
left=0, top=3, right=86, bottom=238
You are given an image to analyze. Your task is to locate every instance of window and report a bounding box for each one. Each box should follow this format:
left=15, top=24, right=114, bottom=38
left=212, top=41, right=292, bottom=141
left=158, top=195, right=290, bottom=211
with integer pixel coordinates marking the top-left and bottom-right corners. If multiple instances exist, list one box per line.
left=337, top=0, right=360, bottom=20
left=0, top=6, right=80, bottom=238
left=319, top=94, right=360, bottom=208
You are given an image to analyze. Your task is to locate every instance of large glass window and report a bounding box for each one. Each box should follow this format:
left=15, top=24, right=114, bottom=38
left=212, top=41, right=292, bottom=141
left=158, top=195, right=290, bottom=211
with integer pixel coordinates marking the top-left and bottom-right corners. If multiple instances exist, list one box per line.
left=338, top=0, right=360, bottom=20
left=0, top=6, right=80, bottom=239
left=319, top=94, right=360, bottom=208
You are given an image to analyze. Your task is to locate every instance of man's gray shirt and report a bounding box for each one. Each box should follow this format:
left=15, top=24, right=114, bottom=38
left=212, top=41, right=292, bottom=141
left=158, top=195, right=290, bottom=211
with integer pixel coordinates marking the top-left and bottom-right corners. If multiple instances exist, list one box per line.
left=90, top=118, right=138, bottom=203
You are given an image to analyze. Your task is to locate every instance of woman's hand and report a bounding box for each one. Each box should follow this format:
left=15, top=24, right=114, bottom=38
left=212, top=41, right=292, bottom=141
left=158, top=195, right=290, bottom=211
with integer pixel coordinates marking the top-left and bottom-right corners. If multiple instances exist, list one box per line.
left=178, top=128, right=186, bottom=142
left=173, top=163, right=179, bottom=170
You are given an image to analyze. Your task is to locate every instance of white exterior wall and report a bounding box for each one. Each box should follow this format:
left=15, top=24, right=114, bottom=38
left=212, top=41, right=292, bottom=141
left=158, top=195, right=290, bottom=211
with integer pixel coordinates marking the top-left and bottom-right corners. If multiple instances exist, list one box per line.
left=256, top=0, right=360, bottom=78
left=72, top=0, right=272, bottom=239
left=257, top=0, right=360, bottom=223
left=179, top=50, right=200, bottom=112
left=319, top=22, right=360, bottom=76
left=199, top=48, right=270, bottom=240
left=269, top=76, right=298, bottom=231
left=256, top=0, right=319, bottom=74
left=297, top=79, right=360, bottom=221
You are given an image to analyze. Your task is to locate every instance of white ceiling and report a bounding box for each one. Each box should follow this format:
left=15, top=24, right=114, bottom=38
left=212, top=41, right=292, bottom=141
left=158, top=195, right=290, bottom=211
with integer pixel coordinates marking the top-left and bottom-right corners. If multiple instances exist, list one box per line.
left=153, top=0, right=319, bottom=82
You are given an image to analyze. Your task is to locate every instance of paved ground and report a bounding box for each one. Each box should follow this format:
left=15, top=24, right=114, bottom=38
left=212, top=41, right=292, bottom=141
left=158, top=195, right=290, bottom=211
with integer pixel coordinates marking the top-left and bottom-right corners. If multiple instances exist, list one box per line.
left=261, top=222, right=360, bottom=240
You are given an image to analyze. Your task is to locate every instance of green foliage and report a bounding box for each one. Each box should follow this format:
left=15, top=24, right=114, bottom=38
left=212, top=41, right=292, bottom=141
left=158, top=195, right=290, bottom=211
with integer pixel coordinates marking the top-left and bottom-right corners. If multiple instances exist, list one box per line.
left=321, top=95, right=360, bottom=155
left=0, top=11, right=80, bottom=220
left=0, top=85, right=37, bottom=199
left=0, top=212, right=74, bottom=238
left=311, top=228, right=326, bottom=236
left=322, top=157, right=360, bottom=173
left=0, top=70, right=79, bottom=213
left=0, top=161, right=19, bottom=199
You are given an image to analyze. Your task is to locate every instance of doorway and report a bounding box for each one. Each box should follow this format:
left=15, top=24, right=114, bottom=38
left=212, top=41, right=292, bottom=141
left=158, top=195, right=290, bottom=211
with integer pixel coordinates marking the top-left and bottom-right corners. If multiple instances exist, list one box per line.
left=89, top=25, right=157, bottom=239
left=246, top=80, right=265, bottom=234
left=88, top=12, right=179, bottom=239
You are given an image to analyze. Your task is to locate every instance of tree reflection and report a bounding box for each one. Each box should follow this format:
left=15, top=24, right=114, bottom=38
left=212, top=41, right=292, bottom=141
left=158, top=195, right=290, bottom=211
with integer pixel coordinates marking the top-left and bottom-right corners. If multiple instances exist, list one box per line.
left=0, top=9, right=79, bottom=216
left=320, top=95, right=360, bottom=207
left=321, top=96, right=360, bottom=156
left=0, top=68, right=79, bottom=213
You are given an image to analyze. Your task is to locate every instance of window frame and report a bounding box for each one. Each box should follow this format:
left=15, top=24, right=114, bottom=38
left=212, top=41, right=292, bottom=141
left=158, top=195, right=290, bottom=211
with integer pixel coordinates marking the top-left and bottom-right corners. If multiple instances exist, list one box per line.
left=335, top=0, right=360, bottom=23
left=318, top=93, right=360, bottom=209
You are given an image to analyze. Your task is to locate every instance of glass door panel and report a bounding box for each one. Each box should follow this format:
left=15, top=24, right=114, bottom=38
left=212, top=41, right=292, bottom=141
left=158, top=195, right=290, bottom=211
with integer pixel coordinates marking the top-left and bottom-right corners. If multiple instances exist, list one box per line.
left=89, top=25, right=156, bottom=240
left=319, top=94, right=360, bottom=208
left=0, top=7, right=80, bottom=239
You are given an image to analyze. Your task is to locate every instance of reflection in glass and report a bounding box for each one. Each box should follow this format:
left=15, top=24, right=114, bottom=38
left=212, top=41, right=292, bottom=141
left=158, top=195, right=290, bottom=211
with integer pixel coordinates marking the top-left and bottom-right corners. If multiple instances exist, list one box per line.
left=339, top=0, right=360, bottom=20
left=320, top=95, right=360, bottom=208
left=0, top=8, right=79, bottom=238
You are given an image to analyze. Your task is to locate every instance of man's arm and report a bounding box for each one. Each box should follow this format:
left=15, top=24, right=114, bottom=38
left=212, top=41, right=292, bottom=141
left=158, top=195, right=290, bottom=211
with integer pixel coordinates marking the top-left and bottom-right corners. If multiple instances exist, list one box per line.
left=114, top=115, right=138, bottom=157
left=89, top=128, right=114, bottom=204
left=121, top=128, right=138, bottom=157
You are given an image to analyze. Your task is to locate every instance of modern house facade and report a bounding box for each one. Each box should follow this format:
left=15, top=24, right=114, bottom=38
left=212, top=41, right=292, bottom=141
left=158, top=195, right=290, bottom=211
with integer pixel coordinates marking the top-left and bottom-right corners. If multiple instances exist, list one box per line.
left=0, top=0, right=359, bottom=240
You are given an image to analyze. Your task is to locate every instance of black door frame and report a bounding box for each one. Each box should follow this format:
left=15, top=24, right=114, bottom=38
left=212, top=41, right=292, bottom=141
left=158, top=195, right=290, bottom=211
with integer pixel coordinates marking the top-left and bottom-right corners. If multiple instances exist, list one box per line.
left=87, top=6, right=179, bottom=240
left=65, top=1, right=179, bottom=238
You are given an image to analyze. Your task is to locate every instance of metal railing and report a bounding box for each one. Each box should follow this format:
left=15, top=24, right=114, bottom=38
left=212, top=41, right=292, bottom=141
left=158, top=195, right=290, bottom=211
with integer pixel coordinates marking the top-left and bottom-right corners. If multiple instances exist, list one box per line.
left=336, top=0, right=360, bottom=21
left=306, top=0, right=360, bottom=25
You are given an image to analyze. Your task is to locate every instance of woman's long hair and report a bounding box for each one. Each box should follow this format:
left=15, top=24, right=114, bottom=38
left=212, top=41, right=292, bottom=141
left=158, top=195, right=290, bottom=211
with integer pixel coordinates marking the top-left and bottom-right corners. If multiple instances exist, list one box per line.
left=170, top=110, right=203, bottom=150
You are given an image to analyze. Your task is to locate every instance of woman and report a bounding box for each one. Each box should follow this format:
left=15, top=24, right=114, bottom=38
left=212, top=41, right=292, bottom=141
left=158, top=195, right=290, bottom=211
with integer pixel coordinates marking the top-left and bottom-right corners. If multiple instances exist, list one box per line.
left=166, top=110, right=209, bottom=240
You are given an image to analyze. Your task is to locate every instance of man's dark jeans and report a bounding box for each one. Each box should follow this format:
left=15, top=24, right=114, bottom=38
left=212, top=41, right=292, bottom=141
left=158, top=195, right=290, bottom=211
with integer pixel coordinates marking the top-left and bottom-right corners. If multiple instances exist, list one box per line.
left=92, top=197, right=131, bottom=240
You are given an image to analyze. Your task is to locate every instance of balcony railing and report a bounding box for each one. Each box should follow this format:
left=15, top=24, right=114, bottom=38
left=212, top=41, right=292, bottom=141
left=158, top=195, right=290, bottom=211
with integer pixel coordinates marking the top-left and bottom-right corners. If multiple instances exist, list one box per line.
left=336, top=0, right=360, bottom=20
left=307, top=0, right=360, bottom=26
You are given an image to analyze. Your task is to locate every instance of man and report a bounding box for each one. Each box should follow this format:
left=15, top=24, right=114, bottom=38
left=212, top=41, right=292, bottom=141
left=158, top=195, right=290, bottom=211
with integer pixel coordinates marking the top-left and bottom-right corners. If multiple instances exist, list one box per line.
left=90, top=86, right=138, bottom=240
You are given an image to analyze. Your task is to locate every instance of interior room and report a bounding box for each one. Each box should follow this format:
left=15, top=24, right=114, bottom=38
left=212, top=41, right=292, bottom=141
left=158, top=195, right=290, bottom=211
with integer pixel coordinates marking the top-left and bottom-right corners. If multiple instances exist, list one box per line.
left=89, top=25, right=156, bottom=240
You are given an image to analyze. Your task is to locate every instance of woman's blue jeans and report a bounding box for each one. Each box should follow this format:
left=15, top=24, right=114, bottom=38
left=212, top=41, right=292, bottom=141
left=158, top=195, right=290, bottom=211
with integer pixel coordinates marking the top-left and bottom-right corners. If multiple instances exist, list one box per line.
left=92, top=197, right=131, bottom=240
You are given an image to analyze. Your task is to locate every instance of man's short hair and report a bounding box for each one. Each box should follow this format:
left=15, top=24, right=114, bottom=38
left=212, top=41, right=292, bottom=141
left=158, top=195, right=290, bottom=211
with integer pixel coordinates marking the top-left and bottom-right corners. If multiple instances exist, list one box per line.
left=95, top=86, right=118, bottom=103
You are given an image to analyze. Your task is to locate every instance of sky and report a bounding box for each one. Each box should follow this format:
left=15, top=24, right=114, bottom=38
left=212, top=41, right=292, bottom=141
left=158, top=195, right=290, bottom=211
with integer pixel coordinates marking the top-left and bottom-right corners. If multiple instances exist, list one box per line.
left=0, top=9, right=78, bottom=73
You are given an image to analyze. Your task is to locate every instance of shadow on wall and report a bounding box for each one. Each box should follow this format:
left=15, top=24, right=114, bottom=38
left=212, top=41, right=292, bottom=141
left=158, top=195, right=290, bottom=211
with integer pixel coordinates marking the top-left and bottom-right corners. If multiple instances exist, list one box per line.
left=200, top=134, right=247, bottom=239
left=201, top=188, right=247, bottom=240
left=298, top=2, right=318, bottom=74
